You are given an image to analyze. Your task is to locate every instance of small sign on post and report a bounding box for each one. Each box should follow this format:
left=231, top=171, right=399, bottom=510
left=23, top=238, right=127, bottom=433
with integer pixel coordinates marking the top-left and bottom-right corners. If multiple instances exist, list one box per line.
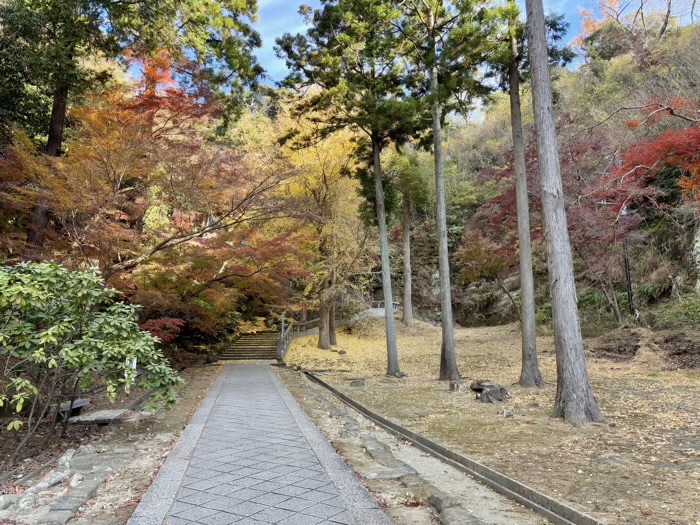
left=125, top=357, right=137, bottom=382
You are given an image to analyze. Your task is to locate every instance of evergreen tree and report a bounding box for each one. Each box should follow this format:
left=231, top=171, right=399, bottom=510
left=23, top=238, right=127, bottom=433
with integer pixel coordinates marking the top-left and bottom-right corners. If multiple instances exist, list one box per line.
left=525, top=0, right=605, bottom=425
left=277, top=0, right=421, bottom=376
left=396, top=0, right=493, bottom=382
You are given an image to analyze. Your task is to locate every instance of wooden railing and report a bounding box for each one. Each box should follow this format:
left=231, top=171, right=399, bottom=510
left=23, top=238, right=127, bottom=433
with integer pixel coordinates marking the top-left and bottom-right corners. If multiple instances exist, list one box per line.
left=290, top=318, right=319, bottom=335
left=276, top=300, right=402, bottom=362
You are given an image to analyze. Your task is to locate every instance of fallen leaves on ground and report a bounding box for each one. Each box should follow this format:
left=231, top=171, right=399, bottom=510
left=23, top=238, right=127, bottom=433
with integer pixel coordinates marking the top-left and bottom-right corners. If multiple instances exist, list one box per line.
left=286, top=318, right=700, bottom=525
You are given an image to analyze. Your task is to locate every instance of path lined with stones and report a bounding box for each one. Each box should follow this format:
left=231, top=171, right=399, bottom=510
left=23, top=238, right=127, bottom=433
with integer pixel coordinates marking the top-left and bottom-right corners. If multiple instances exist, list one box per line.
left=128, top=364, right=392, bottom=525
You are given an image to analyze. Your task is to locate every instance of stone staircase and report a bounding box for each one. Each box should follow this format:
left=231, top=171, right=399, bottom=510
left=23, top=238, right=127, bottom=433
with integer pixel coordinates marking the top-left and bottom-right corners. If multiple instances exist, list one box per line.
left=220, top=331, right=279, bottom=360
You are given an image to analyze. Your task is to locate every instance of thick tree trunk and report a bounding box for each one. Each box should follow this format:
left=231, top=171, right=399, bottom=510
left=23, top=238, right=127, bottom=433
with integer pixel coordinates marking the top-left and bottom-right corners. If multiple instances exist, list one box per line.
left=26, top=203, right=50, bottom=250
left=526, top=0, right=604, bottom=425
left=373, top=138, right=402, bottom=376
left=693, top=216, right=700, bottom=294
left=27, top=81, right=69, bottom=249
left=430, top=18, right=461, bottom=383
left=317, top=300, right=331, bottom=350
left=47, top=82, right=69, bottom=157
left=509, top=10, right=543, bottom=388
left=402, top=192, right=415, bottom=327
left=329, top=301, right=337, bottom=346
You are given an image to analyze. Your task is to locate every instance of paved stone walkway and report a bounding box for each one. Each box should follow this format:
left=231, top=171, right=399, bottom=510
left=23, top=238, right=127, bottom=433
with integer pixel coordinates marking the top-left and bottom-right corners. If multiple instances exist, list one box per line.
left=128, top=364, right=392, bottom=525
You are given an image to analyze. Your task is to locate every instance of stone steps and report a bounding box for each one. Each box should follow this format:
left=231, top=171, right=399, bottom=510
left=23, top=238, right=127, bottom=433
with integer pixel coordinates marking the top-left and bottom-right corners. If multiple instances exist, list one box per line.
left=220, top=332, right=280, bottom=361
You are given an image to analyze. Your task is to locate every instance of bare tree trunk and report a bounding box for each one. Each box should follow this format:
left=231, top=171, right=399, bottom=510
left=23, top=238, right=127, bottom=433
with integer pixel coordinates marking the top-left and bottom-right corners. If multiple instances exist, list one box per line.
left=373, top=138, right=402, bottom=376
left=317, top=300, right=331, bottom=350
left=7, top=372, right=56, bottom=468
left=27, top=81, right=69, bottom=249
left=658, top=0, right=672, bottom=37
left=430, top=13, right=461, bottom=383
left=402, top=191, right=415, bottom=327
left=526, top=0, right=604, bottom=425
left=693, top=215, right=700, bottom=294
left=26, top=203, right=50, bottom=251
left=329, top=301, right=337, bottom=346
left=496, top=276, right=521, bottom=321
left=509, top=6, right=543, bottom=388
left=602, top=282, right=623, bottom=326
left=46, top=82, right=69, bottom=157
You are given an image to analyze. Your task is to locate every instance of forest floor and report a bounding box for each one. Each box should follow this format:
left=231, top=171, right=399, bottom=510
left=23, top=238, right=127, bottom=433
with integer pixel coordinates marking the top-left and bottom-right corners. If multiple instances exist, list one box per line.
left=0, top=365, right=219, bottom=525
left=285, top=318, right=700, bottom=525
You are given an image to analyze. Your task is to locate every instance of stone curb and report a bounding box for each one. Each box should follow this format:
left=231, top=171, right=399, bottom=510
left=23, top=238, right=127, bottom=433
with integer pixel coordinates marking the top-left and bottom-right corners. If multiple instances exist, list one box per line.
left=268, top=367, right=394, bottom=525
left=286, top=368, right=487, bottom=525
left=305, top=371, right=607, bottom=525
left=126, top=367, right=225, bottom=525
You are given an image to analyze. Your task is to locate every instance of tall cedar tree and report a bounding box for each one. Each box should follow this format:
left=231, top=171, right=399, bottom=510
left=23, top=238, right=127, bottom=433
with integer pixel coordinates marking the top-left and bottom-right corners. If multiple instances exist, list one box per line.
left=485, top=4, right=573, bottom=387
left=506, top=1, right=543, bottom=387
left=396, top=0, right=492, bottom=382
left=384, top=149, right=432, bottom=328
left=525, top=0, right=605, bottom=425
left=277, top=0, right=421, bottom=376
left=1, top=0, right=262, bottom=245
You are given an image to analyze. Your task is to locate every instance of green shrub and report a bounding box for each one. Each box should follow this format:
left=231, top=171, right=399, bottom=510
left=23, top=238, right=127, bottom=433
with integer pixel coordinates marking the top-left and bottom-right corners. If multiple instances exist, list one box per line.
left=536, top=302, right=552, bottom=325
left=635, top=281, right=672, bottom=305
left=0, top=262, right=183, bottom=466
left=653, top=294, right=700, bottom=329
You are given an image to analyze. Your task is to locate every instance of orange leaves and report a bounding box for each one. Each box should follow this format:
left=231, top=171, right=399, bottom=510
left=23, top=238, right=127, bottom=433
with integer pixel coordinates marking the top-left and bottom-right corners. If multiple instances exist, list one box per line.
left=579, top=8, right=603, bottom=40
left=576, top=0, right=622, bottom=47
left=124, top=50, right=213, bottom=139
left=130, top=49, right=179, bottom=96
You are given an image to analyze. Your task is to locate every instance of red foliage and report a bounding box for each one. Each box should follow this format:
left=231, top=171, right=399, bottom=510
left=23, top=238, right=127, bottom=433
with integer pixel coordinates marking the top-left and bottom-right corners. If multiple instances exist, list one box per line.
left=600, top=104, right=700, bottom=212
left=588, top=98, right=700, bottom=215
left=140, top=317, right=186, bottom=344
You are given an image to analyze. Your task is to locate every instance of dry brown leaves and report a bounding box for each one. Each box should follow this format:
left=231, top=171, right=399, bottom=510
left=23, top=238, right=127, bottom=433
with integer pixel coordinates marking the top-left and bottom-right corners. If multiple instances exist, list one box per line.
left=286, top=318, right=700, bottom=525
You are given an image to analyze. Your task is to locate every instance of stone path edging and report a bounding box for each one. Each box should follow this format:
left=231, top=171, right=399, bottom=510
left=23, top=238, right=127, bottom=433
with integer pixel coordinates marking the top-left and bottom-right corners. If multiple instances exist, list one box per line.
left=268, top=369, right=392, bottom=525
left=304, top=371, right=607, bottom=525
left=127, top=368, right=225, bottom=525
left=127, top=364, right=392, bottom=525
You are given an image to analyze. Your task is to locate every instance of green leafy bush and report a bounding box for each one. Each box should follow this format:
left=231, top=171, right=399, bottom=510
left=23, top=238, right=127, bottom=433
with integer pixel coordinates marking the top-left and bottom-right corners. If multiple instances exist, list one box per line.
left=653, top=295, right=700, bottom=329
left=0, top=262, right=183, bottom=466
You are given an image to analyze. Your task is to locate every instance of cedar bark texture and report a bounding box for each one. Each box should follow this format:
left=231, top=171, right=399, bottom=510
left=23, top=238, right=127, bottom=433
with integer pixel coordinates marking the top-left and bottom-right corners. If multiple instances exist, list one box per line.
left=526, top=0, right=604, bottom=425
left=430, top=14, right=461, bottom=383
left=329, top=302, right=337, bottom=346
left=317, top=301, right=331, bottom=350
left=509, top=9, right=543, bottom=388
left=373, top=139, right=401, bottom=376
left=402, top=193, right=414, bottom=328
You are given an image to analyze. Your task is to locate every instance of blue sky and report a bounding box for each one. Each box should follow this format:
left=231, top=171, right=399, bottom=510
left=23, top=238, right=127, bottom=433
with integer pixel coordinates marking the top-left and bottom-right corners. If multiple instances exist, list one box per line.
left=255, top=0, right=599, bottom=84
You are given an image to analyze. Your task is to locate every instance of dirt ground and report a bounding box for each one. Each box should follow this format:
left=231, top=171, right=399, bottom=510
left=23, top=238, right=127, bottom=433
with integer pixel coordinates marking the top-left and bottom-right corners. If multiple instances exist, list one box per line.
left=285, top=318, right=700, bottom=525
left=70, top=365, right=220, bottom=525
left=0, top=365, right=219, bottom=525
left=278, top=366, right=551, bottom=525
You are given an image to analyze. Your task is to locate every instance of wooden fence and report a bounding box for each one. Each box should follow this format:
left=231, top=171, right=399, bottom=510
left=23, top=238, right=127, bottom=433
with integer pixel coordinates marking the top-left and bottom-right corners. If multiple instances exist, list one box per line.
left=276, top=300, right=403, bottom=361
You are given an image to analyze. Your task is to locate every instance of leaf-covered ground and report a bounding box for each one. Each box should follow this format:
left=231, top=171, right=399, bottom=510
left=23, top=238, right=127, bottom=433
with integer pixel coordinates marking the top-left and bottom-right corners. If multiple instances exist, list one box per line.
left=285, top=318, right=700, bottom=525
